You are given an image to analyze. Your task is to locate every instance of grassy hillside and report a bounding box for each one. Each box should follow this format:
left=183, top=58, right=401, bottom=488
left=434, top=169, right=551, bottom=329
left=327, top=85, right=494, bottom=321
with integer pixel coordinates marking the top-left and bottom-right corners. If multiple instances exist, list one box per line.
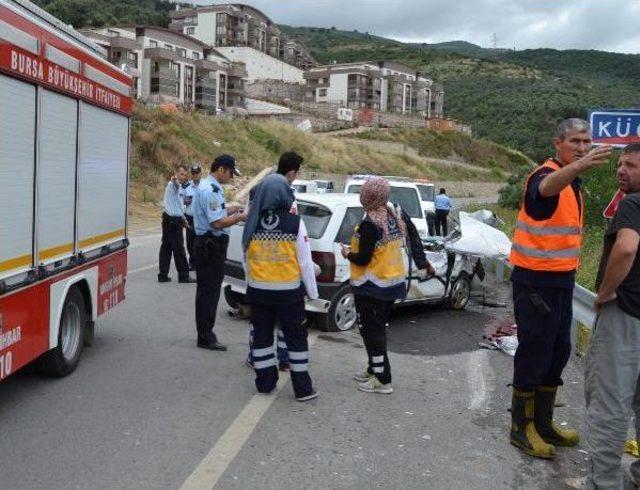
left=130, top=104, right=524, bottom=202
left=279, top=26, right=640, bottom=162
left=33, top=0, right=174, bottom=28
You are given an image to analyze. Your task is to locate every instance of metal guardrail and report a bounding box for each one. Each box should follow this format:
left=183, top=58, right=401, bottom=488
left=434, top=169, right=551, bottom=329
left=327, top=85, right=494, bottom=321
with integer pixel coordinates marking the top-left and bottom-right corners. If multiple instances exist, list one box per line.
left=490, top=258, right=597, bottom=351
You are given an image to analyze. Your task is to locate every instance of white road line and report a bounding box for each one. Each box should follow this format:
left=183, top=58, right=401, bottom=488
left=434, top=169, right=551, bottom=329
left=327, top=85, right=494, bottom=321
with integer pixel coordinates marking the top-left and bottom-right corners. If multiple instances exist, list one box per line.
left=128, top=233, right=162, bottom=248
left=128, top=263, right=158, bottom=275
left=180, top=331, right=320, bottom=490
left=467, top=349, right=490, bottom=411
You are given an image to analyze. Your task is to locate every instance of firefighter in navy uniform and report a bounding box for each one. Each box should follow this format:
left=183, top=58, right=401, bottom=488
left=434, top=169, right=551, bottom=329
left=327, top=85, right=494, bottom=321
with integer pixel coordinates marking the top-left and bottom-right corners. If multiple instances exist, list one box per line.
left=508, top=119, right=612, bottom=459
left=193, top=155, right=246, bottom=351
left=242, top=173, right=319, bottom=402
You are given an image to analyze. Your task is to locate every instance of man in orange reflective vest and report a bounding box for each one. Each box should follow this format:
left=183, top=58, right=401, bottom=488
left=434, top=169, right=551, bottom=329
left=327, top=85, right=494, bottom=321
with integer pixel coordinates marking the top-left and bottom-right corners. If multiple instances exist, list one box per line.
left=508, top=118, right=612, bottom=459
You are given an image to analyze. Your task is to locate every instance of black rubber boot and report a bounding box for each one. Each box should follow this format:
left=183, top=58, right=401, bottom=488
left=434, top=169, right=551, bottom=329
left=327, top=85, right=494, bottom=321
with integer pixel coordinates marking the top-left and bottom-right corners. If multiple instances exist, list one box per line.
left=510, top=388, right=555, bottom=459
left=534, top=386, right=580, bottom=447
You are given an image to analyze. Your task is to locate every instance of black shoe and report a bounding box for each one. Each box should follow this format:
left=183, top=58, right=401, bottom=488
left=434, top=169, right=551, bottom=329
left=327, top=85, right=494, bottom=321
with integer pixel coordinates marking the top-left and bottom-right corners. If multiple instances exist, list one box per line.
left=197, top=341, right=227, bottom=351
left=178, top=276, right=196, bottom=283
left=158, top=275, right=171, bottom=283
left=296, top=389, right=319, bottom=402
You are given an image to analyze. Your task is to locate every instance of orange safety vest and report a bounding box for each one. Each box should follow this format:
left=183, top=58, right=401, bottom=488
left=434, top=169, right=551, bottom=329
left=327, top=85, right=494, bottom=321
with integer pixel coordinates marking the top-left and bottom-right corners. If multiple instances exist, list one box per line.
left=509, top=160, right=584, bottom=272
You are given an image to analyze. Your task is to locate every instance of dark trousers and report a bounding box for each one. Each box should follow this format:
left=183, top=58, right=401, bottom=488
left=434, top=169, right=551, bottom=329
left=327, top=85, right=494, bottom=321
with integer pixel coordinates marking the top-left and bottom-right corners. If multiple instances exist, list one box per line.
left=426, top=212, right=436, bottom=236
left=194, top=234, right=228, bottom=344
left=512, top=282, right=573, bottom=389
left=185, top=214, right=196, bottom=267
left=251, top=301, right=313, bottom=398
left=435, top=210, right=449, bottom=236
left=355, top=294, right=394, bottom=384
left=159, top=213, right=189, bottom=280
left=248, top=326, right=289, bottom=364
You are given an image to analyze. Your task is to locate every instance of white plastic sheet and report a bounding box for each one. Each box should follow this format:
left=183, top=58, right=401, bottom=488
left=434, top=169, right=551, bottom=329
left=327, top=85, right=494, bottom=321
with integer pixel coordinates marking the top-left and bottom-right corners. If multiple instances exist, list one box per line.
left=445, top=212, right=512, bottom=260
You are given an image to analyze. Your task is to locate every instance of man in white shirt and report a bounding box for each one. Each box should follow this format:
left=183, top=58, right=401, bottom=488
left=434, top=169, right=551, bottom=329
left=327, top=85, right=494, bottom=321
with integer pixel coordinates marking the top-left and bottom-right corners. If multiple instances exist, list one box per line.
left=158, top=165, right=194, bottom=283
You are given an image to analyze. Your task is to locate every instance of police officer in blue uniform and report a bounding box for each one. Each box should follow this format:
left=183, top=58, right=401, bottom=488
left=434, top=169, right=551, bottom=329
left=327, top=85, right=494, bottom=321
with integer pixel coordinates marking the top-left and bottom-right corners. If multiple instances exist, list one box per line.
left=158, top=165, right=194, bottom=283
left=184, top=164, right=201, bottom=270
left=193, top=155, right=246, bottom=351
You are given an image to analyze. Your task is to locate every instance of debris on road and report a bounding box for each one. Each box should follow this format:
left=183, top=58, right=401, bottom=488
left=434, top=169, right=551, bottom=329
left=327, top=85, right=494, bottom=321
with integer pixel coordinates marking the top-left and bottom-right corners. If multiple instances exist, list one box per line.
left=480, top=321, right=518, bottom=356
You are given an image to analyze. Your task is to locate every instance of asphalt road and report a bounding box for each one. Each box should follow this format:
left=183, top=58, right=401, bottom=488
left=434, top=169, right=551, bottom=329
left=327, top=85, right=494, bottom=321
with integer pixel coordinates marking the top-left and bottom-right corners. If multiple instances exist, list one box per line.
left=0, top=228, right=590, bottom=490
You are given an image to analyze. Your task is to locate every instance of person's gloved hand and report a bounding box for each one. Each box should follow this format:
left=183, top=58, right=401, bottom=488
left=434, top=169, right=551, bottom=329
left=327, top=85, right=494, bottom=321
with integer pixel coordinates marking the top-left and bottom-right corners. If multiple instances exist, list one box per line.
left=416, top=264, right=436, bottom=280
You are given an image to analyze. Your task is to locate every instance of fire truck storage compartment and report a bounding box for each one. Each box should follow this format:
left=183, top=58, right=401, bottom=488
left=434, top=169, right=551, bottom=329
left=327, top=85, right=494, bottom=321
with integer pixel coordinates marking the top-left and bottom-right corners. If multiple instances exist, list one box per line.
left=37, top=89, right=78, bottom=265
left=0, top=74, right=36, bottom=280
left=77, top=104, right=128, bottom=253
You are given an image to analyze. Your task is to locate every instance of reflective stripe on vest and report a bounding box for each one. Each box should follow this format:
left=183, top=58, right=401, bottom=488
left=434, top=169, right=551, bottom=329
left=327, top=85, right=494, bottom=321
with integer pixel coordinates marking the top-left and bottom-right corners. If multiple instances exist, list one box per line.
left=247, top=212, right=301, bottom=291
left=509, top=160, right=584, bottom=272
left=349, top=220, right=406, bottom=289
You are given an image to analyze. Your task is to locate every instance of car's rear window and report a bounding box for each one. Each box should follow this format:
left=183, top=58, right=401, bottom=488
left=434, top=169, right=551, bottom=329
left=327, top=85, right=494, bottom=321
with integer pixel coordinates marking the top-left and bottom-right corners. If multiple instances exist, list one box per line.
left=297, top=202, right=332, bottom=239
left=346, top=185, right=361, bottom=194
left=335, top=207, right=365, bottom=244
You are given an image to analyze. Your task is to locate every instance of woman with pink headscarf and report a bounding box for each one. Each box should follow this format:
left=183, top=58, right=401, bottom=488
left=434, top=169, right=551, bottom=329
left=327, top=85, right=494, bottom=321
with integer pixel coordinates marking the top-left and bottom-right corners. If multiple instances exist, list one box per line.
left=341, top=177, right=408, bottom=394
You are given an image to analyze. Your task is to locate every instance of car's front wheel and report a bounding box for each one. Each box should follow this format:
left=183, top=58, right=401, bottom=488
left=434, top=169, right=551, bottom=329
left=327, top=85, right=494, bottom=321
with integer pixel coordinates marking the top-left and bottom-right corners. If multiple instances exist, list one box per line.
left=316, top=285, right=358, bottom=332
left=448, top=272, right=471, bottom=310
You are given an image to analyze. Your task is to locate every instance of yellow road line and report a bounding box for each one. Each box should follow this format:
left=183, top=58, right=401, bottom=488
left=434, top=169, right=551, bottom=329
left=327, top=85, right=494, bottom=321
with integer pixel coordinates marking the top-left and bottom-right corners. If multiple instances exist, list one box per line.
left=180, top=331, right=320, bottom=490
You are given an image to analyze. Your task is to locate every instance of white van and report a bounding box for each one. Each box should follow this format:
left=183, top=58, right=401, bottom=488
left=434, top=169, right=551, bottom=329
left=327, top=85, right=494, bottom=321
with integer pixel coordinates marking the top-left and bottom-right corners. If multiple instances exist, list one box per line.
left=314, top=180, right=335, bottom=193
left=344, top=176, right=428, bottom=239
left=292, top=179, right=318, bottom=193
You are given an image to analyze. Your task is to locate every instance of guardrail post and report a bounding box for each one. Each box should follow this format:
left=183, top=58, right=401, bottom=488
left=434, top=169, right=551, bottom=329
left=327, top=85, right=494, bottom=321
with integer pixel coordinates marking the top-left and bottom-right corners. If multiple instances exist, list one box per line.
left=495, top=260, right=505, bottom=283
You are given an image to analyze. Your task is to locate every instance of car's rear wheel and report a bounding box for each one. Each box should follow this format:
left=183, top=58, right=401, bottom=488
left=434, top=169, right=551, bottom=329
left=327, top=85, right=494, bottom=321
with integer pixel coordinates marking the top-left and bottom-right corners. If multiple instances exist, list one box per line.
left=316, top=285, right=357, bottom=332
left=448, top=272, right=471, bottom=310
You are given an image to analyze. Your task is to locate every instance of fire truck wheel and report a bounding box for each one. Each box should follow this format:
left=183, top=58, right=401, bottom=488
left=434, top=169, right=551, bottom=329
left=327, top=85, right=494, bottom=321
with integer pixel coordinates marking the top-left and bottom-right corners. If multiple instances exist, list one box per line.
left=38, top=286, right=86, bottom=377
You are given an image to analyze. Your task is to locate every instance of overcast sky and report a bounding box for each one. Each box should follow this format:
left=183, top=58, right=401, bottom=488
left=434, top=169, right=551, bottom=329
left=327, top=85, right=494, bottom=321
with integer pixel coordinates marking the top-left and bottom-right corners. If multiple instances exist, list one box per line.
left=207, top=1, right=640, bottom=54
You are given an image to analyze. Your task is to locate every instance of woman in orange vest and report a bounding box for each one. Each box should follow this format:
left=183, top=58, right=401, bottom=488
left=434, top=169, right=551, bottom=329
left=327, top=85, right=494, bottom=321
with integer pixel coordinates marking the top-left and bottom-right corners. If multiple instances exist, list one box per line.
left=508, top=118, right=612, bottom=459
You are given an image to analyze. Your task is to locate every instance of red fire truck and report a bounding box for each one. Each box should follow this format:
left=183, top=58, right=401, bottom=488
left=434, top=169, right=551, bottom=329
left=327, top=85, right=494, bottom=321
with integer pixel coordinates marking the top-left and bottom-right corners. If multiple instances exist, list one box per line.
left=0, top=0, right=132, bottom=380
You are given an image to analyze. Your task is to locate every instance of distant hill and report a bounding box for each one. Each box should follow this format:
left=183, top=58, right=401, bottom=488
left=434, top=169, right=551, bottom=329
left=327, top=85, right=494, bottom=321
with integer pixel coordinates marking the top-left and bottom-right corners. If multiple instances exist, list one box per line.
left=32, top=0, right=174, bottom=28
left=279, top=25, right=640, bottom=161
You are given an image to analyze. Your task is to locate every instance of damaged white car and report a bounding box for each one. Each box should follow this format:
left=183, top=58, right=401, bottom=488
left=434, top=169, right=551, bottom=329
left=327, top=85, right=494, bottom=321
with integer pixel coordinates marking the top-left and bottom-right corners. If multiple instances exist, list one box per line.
left=223, top=194, right=511, bottom=332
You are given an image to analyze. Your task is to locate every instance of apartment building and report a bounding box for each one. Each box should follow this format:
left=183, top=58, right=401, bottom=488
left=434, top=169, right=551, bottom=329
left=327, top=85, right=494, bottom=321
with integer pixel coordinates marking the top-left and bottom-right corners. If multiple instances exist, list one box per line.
left=169, top=4, right=316, bottom=72
left=82, top=26, right=247, bottom=113
left=304, top=61, right=443, bottom=117
left=281, top=39, right=315, bottom=71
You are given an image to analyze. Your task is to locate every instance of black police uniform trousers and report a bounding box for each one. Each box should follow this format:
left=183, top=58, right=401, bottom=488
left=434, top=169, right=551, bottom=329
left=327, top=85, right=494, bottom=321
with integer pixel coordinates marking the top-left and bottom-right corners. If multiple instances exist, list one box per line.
left=355, top=294, right=393, bottom=384
left=251, top=300, right=313, bottom=398
left=159, top=213, right=189, bottom=280
left=512, top=282, right=573, bottom=389
left=185, top=214, right=196, bottom=267
left=435, top=209, right=449, bottom=237
left=194, top=234, right=228, bottom=344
